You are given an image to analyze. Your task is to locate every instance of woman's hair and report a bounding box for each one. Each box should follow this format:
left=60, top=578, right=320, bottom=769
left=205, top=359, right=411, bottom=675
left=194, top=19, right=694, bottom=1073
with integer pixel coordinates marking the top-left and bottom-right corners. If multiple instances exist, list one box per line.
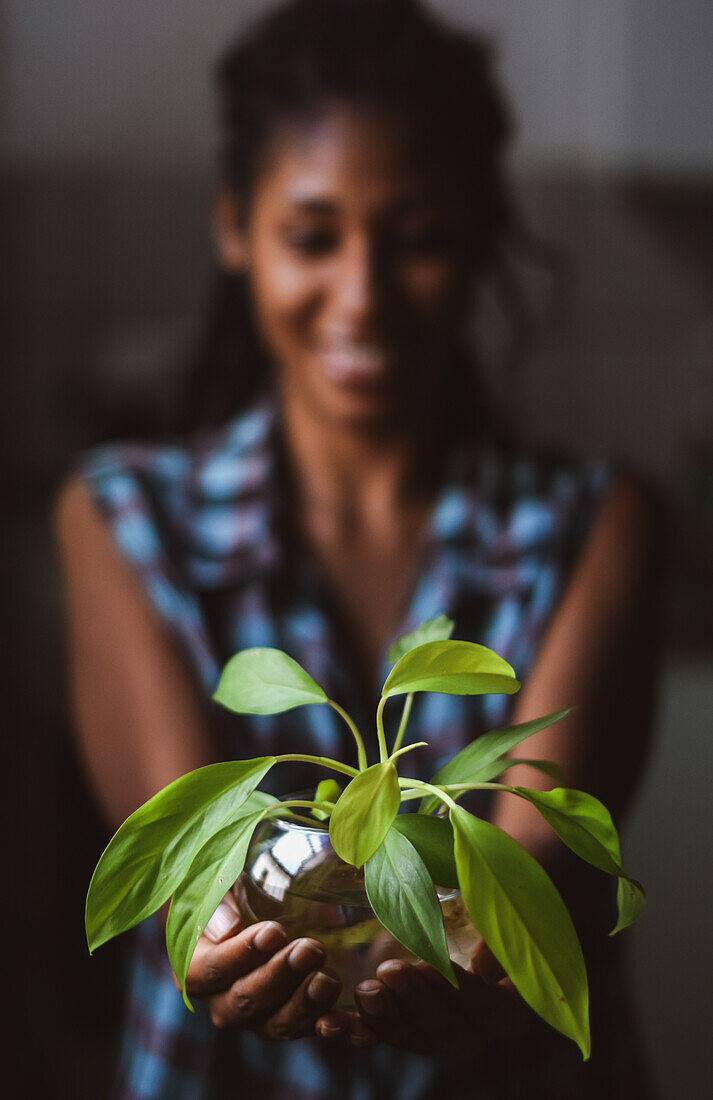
left=179, top=0, right=548, bottom=436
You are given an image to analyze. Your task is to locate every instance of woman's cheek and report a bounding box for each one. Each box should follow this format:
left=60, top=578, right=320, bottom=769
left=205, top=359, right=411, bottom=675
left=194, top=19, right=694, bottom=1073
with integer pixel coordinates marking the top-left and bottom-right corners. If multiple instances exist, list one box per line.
left=252, top=258, right=325, bottom=348
left=400, top=259, right=460, bottom=317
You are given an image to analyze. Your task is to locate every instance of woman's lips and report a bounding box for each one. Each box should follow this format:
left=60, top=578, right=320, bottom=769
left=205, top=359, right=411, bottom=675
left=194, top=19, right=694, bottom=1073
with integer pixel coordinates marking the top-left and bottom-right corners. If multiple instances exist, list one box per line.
left=318, top=341, right=390, bottom=385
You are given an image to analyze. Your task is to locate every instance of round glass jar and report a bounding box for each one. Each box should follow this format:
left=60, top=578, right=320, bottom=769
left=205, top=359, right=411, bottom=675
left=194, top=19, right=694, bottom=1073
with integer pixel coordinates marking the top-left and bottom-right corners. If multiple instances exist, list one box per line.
left=232, top=810, right=479, bottom=1010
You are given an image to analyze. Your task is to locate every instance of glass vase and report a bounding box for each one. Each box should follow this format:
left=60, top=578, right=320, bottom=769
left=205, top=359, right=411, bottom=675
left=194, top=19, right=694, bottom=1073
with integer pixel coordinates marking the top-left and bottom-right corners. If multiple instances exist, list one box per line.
left=232, top=811, right=479, bottom=1011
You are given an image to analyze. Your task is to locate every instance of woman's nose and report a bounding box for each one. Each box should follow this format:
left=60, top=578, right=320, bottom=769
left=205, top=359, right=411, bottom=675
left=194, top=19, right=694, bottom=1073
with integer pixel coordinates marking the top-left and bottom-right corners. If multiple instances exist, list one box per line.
left=332, top=237, right=379, bottom=323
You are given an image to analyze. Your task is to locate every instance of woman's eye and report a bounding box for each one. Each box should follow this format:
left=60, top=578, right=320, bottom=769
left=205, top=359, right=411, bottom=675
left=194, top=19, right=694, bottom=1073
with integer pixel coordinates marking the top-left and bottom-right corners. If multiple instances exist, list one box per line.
left=285, top=228, right=337, bottom=257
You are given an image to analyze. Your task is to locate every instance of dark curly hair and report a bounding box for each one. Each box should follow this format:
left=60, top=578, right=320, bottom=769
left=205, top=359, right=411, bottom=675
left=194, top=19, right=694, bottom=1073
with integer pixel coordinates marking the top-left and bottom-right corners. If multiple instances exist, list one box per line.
left=180, top=0, right=549, bottom=437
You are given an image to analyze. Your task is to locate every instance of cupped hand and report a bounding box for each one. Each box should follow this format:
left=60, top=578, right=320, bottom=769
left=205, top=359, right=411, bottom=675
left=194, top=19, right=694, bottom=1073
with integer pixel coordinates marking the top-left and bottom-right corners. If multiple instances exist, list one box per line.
left=184, top=895, right=343, bottom=1041
left=315, top=941, right=533, bottom=1057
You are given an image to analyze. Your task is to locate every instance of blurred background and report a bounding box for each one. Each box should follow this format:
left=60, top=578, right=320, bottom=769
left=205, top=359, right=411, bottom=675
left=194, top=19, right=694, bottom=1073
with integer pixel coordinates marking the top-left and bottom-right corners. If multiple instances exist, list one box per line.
left=3, top=2, right=711, bottom=1096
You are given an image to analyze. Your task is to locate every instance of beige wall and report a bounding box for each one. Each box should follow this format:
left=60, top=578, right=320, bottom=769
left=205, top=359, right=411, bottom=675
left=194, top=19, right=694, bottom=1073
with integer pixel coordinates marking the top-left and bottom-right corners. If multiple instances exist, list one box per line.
left=3, top=1, right=713, bottom=172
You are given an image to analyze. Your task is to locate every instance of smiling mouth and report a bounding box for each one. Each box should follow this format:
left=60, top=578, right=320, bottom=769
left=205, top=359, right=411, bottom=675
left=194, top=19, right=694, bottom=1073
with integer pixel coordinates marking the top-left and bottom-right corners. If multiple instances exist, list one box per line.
left=318, top=339, right=390, bottom=385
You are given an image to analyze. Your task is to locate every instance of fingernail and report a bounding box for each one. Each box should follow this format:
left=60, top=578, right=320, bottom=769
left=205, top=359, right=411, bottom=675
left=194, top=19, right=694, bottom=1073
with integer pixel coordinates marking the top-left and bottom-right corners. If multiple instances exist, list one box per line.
left=377, top=960, right=412, bottom=995
left=253, top=921, right=287, bottom=953
left=319, top=1022, right=344, bottom=1038
left=307, top=971, right=340, bottom=1002
left=356, top=980, right=384, bottom=1017
left=288, top=938, right=324, bottom=972
left=204, top=900, right=240, bottom=943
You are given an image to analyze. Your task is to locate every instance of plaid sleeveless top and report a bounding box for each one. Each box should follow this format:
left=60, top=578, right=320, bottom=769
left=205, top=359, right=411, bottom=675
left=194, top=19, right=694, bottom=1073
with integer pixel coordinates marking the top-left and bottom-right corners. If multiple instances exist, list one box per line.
left=81, top=398, right=621, bottom=1100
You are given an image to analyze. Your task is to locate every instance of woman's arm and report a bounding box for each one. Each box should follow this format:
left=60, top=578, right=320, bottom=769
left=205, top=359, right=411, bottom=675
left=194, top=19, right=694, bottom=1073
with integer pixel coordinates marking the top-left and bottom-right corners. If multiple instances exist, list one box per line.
left=54, top=477, right=345, bottom=1039
left=493, top=474, right=669, bottom=854
left=54, top=477, right=216, bottom=827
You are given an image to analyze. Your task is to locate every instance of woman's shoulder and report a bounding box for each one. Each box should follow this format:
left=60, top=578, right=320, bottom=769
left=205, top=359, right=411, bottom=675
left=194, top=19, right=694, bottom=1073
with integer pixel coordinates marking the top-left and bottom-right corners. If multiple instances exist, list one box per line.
left=55, top=400, right=276, bottom=585
left=579, top=468, right=670, bottom=572
left=516, top=448, right=668, bottom=568
left=457, top=437, right=666, bottom=562
left=54, top=404, right=277, bottom=691
left=480, top=441, right=612, bottom=510
left=77, top=401, right=273, bottom=505
left=60, top=402, right=270, bottom=531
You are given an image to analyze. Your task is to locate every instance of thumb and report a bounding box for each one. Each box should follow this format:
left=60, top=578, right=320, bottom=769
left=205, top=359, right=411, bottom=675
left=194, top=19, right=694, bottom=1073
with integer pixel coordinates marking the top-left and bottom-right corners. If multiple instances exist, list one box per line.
left=203, top=893, right=243, bottom=943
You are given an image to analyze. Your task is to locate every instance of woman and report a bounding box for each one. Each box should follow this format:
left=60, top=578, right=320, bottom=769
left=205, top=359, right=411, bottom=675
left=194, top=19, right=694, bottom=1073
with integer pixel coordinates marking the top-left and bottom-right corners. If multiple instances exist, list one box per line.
left=56, top=1, right=664, bottom=1096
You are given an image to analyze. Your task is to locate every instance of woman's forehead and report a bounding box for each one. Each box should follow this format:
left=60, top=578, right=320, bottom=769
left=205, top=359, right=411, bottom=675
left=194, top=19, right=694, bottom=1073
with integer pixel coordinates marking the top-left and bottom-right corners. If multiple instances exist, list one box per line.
left=254, top=105, right=454, bottom=214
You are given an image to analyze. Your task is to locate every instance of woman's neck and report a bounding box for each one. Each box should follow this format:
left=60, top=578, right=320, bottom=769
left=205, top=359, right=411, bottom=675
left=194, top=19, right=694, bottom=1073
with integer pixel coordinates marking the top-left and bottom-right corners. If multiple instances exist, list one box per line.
left=279, top=392, right=446, bottom=531
left=277, top=389, right=451, bottom=692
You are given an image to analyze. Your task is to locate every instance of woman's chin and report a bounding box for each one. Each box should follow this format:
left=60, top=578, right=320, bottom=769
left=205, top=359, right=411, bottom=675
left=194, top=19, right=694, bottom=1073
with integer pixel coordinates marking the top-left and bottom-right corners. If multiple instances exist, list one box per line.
left=279, top=355, right=419, bottom=434
left=322, top=382, right=395, bottom=431
left=290, top=372, right=397, bottom=434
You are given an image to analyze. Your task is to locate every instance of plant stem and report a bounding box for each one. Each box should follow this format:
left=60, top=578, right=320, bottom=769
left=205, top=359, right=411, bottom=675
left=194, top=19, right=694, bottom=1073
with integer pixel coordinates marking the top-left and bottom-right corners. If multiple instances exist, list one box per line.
left=440, top=782, right=511, bottom=793
left=403, top=779, right=511, bottom=813
left=376, top=696, right=389, bottom=763
left=274, top=753, right=358, bottom=778
left=271, top=799, right=332, bottom=811
left=390, top=741, right=427, bottom=762
left=265, top=799, right=334, bottom=827
left=391, top=693, right=413, bottom=754
left=398, top=776, right=458, bottom=812
left=278, top=812, right=322, bottom=826
left=399, top=788, right=429, bottom=802
left=327, top=700, right=368, bottom=770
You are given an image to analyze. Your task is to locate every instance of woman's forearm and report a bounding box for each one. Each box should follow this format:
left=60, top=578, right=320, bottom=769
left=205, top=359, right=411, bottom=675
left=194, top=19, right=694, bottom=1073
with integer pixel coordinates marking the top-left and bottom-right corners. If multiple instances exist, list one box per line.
left=55, top=478, right=217, bottom=829
left=492, top=477, right=667, bottom=850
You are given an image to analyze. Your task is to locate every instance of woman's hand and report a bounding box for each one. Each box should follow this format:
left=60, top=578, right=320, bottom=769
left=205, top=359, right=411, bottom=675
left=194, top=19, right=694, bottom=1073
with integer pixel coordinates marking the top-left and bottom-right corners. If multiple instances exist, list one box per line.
left=315, top=942, right=534, bottom=1057
left=184, top=895, right=343, bottom=1041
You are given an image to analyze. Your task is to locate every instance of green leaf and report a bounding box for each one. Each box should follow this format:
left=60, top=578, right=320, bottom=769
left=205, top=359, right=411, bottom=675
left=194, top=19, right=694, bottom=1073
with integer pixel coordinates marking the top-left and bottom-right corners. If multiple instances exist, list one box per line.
left=420, top=709, right=571, bottom=813
left=213, top=648, right=328, bottom=715
left=85, top=758, right=274, bottom=953
left=497, top=759, right=564, bottom=785
left=246, top=789, right=280, bottom=812
left=329, top=763, right=401, bottom=867
left=311, top=778, right=341, bottom=821
left=388, top=614, right=455, bottom=664
left=167, top=808, right=265, bottom=1008
left=383, top=640, right=520, bottom=700
left=510, top=787, right=646, bottom=934
left=451, top=806, right=590, bottom=1058
left=510, top=787, right=623, bottom=875
left=392, top=814, right=459, bottom=889
left=365, top=828, right=456, bottom=985
left=611, top=876, right=646, bottom=935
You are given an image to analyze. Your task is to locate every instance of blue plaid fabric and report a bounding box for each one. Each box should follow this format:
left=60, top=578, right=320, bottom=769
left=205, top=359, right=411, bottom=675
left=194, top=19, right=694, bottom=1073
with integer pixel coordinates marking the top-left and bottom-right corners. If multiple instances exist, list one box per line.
left=81, top=398, right=621, bottom=1099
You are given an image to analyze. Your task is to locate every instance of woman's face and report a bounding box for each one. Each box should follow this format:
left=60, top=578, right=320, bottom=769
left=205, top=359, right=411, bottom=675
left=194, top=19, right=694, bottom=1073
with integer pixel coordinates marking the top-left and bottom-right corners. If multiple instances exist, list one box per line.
left=218, top=106, right=479, bottom=431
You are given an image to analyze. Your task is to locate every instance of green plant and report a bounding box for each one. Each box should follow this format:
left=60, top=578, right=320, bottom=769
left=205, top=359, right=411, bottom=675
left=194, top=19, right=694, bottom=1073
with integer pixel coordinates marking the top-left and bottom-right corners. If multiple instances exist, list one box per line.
left=85, top=615, right=645, bottom=1059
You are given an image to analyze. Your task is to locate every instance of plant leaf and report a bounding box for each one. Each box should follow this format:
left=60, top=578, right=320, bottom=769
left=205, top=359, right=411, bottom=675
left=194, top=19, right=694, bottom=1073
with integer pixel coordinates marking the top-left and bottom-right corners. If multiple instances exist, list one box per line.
left=85, top=758, right=274, bottom=953
left=365, top=828, right=456, bottom=985
left=611, top=876, right=646, bottom=935
left=167, top=808, right=265, bottom=1008
left=451, top=806, right=590, bottom=1058
left=420, top=709, right=571, bottom=813
left=246, top=790, right=280, bottom=812
left=392, top=814, right=459, bottom=889
left=312, top=778, right=341, bottom=821
left=507, top=787, right=646, bottom=934
left=497, top=759, right=564, bottom=784
left=388, top=614, right=455, bottom=664
left=510, top=787, right=623, bottom=876
left=383, top=640, right=520, bottom=700
left=329, top=763, right=400, bottom=867
left=214, top=648, right=328, bottom=715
